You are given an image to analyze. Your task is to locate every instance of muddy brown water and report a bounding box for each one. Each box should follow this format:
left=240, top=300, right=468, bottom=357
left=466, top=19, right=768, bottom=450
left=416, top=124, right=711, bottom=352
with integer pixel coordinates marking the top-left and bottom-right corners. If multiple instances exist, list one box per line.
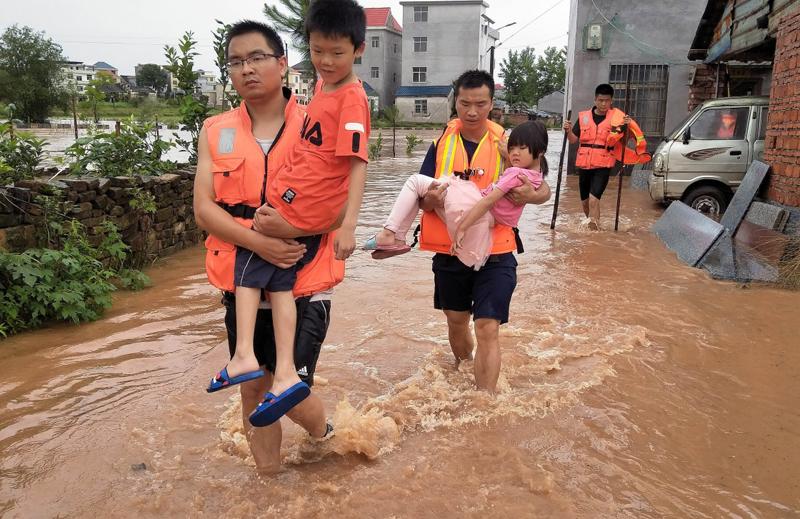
left=2, top=131, right=799, bottom=518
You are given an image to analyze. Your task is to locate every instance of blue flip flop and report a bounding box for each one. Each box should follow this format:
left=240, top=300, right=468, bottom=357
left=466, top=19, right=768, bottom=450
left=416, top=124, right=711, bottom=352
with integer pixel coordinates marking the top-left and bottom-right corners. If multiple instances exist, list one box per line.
left=206, top=366, right=265, bottom=393
left=249, top=381, right=311, bottom=427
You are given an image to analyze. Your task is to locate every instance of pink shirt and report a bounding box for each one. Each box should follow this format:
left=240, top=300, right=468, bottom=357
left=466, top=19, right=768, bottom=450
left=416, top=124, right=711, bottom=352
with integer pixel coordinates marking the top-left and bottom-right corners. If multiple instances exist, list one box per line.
left=481, top=167, right=544, bottom=227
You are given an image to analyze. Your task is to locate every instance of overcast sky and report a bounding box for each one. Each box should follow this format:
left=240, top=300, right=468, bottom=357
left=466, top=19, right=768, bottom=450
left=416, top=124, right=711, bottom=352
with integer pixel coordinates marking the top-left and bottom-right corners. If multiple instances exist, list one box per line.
left=3, top=0, right=569, bottom=82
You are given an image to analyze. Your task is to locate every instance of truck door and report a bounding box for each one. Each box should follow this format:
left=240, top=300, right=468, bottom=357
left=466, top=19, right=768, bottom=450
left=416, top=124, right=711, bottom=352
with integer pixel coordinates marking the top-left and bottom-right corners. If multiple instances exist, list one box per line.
left=666, top=106, right=750, bottom=196
left=753, top=105, right=768, bottom=164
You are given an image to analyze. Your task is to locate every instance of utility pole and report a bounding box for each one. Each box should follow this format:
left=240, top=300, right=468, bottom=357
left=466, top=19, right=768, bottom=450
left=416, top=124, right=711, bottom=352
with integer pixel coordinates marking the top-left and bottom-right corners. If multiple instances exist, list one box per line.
left=285, top=42, right=290, bottom=87
left=489, top=22, right=516, bottom=78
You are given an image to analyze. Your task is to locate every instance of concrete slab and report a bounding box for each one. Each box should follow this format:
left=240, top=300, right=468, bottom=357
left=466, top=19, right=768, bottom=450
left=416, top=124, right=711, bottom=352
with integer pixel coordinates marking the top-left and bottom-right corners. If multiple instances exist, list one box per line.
left=652, top=201, right=725, bottom=267
left=701, top=235, right=779, bottom=283
left=744, top=201, right=789, bottom=232
left=719, top=161, right=770, bottom=234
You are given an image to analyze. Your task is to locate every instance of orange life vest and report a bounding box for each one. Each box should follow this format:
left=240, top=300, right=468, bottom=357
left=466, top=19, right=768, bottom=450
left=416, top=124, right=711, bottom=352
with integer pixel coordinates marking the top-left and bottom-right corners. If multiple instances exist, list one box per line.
left=418, top=119, right=517, bottom=255
left=202, top=88, right=345, bottom=296
left=575, top=108, right=621, bottom=169
left=607, top=112, right=651, bottom=165
left=718, top=112, right=737, bottom=139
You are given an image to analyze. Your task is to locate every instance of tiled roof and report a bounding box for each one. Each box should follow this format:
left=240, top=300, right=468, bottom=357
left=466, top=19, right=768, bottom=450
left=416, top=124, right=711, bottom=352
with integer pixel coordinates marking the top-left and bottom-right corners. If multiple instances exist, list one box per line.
left=396, top=85, right=452, bottom=97
left=361, top=81, right=377, bottom=95
left=93, top=61, right=116, bottom=70
left=365, top=7, right=402, bottom=31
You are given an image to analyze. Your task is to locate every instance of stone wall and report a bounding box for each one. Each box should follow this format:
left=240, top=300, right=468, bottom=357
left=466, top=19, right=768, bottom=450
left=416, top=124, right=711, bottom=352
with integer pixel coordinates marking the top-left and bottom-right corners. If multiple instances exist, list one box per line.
left=0, top=170, right=204, bottom=257
left=763, top=9, right=800, bottom=209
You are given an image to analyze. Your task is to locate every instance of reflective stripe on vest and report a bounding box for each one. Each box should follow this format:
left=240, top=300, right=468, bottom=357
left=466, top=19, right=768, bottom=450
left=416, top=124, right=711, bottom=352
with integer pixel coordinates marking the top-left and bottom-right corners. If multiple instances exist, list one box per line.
left=203, top=89, right=344, bottom=296
left=575, top=108, right=619, bottom=169
left=419, top=119, right=516, bottom=255
left=610, top=117, right=651, bottom=165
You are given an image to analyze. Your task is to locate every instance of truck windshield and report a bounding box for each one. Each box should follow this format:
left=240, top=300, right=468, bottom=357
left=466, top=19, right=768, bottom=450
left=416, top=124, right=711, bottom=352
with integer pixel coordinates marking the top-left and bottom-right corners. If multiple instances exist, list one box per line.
left=666, top=104, right=702, bottom=141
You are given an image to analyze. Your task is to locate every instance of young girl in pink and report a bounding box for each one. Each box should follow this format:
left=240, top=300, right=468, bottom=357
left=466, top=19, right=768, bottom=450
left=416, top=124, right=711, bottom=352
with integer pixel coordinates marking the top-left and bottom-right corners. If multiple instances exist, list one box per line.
left=364, top=121, right=549, bottom=269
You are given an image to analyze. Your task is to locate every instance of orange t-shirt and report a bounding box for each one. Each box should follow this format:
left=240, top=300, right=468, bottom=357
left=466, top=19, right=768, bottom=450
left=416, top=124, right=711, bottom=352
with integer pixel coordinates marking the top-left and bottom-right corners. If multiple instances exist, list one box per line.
left=268, top=79, right=370, bottom=231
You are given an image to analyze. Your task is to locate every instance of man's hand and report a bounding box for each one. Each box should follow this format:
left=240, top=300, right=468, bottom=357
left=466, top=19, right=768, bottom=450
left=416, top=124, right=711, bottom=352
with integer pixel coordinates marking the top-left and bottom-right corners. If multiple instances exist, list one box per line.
left=333, top=229, right=356, bottom=260
left=419, top=180, right=449, bottom=212
left=252, top=234, right=306, bottom=269
left=252, top=204, right=298, bottom=238
left=563, top=120, right=572, bottom=133
left=495, top=138, right=509, bottom=161
left=623, top=115, right=631, bottom=125
left=505, top=175, right=551, bottom=205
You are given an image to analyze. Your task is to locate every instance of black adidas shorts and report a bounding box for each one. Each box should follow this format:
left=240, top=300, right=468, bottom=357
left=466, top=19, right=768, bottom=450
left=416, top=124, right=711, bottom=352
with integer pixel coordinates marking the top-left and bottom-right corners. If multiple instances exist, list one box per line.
left=222, top=292, right=331, bottom=387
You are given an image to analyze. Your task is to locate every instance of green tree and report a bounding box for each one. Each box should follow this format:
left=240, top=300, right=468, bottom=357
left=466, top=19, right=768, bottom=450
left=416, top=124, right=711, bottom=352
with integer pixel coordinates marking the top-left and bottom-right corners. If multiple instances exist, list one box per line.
left=263, top=0, right=315, bottom=91
left=499, top=48, right=537, bottom=107
left=536, top=46, right=566, bottom=100
left=164, top=32, right=200, bottom=95
left=212, top=20, right=232, bottom=110
left=164, top=32, right=210, bottom=163
left=136, top=63, right=168, bottom=95
left=382, top=104, right=400, bottom=158
left=0, top=25, right=67, bottom=122
left=80, top=71, right=116, bottom=123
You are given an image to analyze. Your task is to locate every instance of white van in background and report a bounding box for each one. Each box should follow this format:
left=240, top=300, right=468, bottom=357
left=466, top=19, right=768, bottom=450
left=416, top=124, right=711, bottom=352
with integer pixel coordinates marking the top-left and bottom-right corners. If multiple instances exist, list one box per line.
left=648, top=96, right=769, bottom=214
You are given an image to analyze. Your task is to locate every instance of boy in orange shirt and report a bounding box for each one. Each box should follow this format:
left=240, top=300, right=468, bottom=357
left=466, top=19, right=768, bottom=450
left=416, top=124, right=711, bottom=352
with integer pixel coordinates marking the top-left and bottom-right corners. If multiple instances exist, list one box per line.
left=208, top=0, right=369, bottom=429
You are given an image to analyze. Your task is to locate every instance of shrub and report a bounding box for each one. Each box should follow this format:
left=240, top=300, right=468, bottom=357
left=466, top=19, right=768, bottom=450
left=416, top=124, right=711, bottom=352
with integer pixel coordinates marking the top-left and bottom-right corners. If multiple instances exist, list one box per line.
left=0, top=217, right=151, bottom=336
left=368, top=132, right=383, bottom=161
left=0, top=122, right=46, bottom=184
left=405, top=133, right=424, bottom=156
left=64, top=117, right=176, bottom=177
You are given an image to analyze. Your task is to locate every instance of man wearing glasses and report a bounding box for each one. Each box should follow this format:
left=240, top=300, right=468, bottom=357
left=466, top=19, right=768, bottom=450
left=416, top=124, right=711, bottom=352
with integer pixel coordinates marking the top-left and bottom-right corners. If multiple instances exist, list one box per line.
left=194, top=20, right=342, bottom=473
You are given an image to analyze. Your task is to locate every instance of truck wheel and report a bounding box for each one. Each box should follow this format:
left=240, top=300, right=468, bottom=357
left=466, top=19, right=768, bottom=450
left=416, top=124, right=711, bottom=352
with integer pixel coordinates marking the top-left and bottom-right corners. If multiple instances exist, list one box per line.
left=683, top=186, right=728, bottom=215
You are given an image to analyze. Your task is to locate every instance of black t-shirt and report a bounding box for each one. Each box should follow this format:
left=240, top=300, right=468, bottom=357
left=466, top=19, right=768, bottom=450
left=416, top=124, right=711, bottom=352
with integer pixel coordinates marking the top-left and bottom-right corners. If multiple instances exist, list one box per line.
left=419, top=136, right=479, bottom=177
left=572, top=108, right=608, bottom=140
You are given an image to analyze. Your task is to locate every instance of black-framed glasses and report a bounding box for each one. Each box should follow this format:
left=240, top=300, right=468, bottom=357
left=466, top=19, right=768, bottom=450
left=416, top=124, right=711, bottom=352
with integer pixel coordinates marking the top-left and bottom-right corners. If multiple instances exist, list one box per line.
left=226, top=53, right=281, bottom=72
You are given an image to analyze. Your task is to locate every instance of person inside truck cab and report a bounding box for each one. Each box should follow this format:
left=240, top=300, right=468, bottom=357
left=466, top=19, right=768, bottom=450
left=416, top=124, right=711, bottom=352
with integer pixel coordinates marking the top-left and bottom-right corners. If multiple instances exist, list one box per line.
left=717, top=110, right=738, bottom=139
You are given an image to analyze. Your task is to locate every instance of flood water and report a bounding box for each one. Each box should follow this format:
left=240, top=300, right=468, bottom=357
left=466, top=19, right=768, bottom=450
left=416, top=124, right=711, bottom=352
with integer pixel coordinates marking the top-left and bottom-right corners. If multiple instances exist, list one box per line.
left=1, top=131, right=799, bottom=518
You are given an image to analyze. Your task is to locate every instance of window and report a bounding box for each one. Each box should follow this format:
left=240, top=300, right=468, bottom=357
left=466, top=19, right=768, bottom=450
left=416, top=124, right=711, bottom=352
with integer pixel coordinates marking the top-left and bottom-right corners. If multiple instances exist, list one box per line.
left=76, top=75, right=83, bottom=81
left=415, top=99, right=428, bottom=114
left=371, top=67, right=380, bottom=79
left=689, top=107, right=749, bottom=140
left=372, top=36, right=380, bottom=48
left=354, top=56, right=362, bottom=65
left=413, top=67, right=427, bottom=83
left=394, top=44, right=397, bottom=53
left=414, top=6, right=428, bottom=22
left=413, top=37, right=428, bottom=53
left=609, top=64, right=669, bottom=140
left=393, top=73, right=396, bottom=83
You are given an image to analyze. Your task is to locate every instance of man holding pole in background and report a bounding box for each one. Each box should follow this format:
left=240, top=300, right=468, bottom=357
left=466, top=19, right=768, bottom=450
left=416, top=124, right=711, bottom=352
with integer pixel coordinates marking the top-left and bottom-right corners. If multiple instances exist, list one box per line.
left=562, top=83, right=631, bottom=230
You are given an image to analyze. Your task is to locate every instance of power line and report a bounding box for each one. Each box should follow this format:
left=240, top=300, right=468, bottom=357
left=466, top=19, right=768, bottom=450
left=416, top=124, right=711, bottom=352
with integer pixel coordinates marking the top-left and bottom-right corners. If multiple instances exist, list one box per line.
left=498, top=0, right=566, bottom=49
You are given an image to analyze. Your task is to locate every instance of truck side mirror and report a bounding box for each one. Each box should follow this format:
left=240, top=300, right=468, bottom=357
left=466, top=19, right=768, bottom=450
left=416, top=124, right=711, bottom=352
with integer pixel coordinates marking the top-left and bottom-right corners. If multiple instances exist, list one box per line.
left=683, top=127, right=691, bottom=145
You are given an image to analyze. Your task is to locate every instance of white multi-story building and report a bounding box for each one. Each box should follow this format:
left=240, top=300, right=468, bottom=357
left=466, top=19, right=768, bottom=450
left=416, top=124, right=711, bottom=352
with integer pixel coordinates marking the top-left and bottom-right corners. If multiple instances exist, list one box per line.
left=61, top=61, right=97, bottom=93
left=353, top=7, right=403, bottom=111
left=396, top=0, right=500, bottom=123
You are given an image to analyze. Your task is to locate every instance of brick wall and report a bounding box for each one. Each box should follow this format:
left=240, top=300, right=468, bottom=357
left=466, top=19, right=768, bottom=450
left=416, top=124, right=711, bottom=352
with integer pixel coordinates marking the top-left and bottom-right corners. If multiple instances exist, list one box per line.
left=0, top=171, right=204, bottom=257
left=763, top=9, right=800, bottom=209
left=688, top=63, right=726, bottom=112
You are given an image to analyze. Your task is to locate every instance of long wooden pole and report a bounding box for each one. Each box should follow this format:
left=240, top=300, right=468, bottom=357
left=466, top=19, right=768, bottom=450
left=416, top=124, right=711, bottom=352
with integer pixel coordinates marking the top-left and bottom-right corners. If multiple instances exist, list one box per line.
left=550, top=108, right=572, bottom=230
left=614, top=69, right=632, bottom=232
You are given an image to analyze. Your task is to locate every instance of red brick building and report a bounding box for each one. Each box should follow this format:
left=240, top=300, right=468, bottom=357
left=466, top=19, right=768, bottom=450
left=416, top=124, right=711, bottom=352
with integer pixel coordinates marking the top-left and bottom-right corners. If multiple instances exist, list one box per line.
left=689, top=0, right=800, bottom=211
